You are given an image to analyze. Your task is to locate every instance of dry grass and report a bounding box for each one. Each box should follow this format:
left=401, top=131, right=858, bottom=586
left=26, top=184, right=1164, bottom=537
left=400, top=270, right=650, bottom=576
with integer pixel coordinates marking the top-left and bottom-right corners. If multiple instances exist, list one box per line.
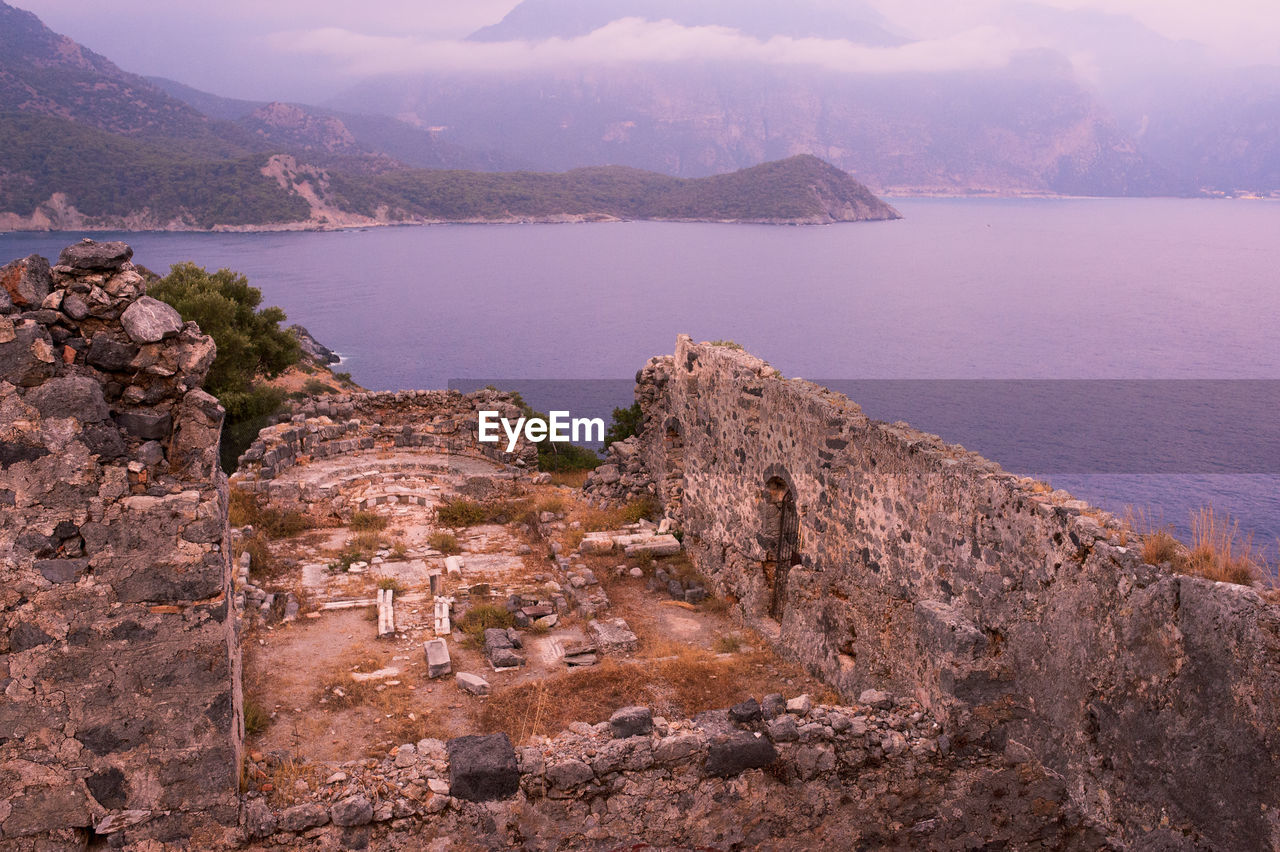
left=229, top=489, right=316, bottom=538
left=573, top=497, right=661, bottom=532
left=262, top=756, right=323, bottom=805
left=455, top=603, right=515, bottom=641
left=549, top=470, right=590, bottom=488
left=562, top=528, right=586, bottom=551
left=349, top=510, right=389, bottom=532
left=473, top=647, right=837, bottom=743
left=243, top=696, right=271, bottom=736
left=713, top=634, right=744, bottom=654
left=535, top=493, right=567, bottom=514
left=1183, top=508, right=1261, bottom=585
left=235, top=531, right=281, bottom=580
left=1142, top=530, right=1182, bottom=567
left=428, top=531, right=461, bottom=554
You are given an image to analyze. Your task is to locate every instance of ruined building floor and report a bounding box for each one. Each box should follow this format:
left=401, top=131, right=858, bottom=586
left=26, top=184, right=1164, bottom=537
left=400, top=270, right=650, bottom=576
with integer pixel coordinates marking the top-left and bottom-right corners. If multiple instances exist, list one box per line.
left=238, top=449, right=834, bottom=792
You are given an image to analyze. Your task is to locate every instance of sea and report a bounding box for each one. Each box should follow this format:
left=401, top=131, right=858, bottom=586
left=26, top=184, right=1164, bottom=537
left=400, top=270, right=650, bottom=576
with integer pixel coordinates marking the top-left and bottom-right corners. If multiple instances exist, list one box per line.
left=5, top=197, right=1278, bottom=554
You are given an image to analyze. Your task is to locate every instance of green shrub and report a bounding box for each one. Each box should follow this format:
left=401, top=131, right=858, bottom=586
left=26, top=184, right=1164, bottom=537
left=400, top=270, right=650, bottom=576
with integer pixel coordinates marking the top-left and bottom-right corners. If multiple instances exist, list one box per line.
left=302, top=378, right=335, bottom=395
left=150, top=262, right=300, bottom=473
left=605, top=402, right=643, bottom=449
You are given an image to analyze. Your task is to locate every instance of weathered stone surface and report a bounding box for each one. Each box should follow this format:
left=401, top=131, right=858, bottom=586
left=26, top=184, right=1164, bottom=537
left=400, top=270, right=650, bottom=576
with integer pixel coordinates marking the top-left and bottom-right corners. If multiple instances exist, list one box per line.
left=705, top=732, right=778, bottom=777
left=761, top=693, right=786, bottom=720
left=245, top=799, right=277, bottom=838
left=24, top=376, right=110, bottom=421
left=609, top=705, right=653, bottom=739
left=624, top=534, right=681, bottom=557
left=86, top=333, right=138, bottom=371
left=35, top=558, right=87, bottom=584
left=330, top=794, right=374, bottom=826
left=120, top=296, right=183, bottom=344
left=767, top=714, right=800, bottom=743
left=0, top=242, right=236, bottom=845
left=858, top=689, right=894, bottom=710
left=456, top=672, right=490, bottom=695
left=57, top=239, right=133, bottom=271
left=115, top=410, right=172, bottom=440
left=608, top=336, right=1280, bottom=849
left=0, top=254, right=52, bottom=308
left=278, top=802, right=329, bottom=831
left=589, top=618, right=640, bottom=654
left=653, top=732, right=703, bottom=764
left=425, top=638, right=451, bottom=678
left=0, top=321, right=57, bottom=386
left=447, top=733, right=519, bottom=802
left=546, top=758, right=594, bottom=789
left=729, top=698, right=762, bottom=723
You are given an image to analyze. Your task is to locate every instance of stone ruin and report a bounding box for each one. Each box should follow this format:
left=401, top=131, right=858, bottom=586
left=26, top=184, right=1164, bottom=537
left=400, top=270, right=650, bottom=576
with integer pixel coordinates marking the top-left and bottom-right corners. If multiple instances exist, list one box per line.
left=4, top=243, right=1279, bottom=849
left=585, top=334, right=1280, bottom=849
left=1, top=241, right=239, bottom=843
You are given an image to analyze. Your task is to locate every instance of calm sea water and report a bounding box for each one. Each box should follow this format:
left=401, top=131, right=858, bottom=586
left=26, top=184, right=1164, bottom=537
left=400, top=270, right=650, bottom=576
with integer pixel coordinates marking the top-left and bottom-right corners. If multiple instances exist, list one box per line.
left=5, top=198, right=1278, bottom=551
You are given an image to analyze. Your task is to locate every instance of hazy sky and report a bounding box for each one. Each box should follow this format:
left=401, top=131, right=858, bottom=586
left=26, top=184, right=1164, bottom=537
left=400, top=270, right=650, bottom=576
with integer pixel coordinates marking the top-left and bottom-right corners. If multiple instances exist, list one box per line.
left=13, top=0, right=1280, bottom=102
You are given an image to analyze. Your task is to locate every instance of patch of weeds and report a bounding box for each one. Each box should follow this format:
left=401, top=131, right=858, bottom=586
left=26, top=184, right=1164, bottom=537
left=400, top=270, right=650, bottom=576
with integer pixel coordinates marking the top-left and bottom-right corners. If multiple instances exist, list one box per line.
left=436, top=499, right=489, bottom=527
left=376, top=576, right=404, bottom=594
left=1141, top=530, right=1182, bottom=567
left=229, top=489, right=314, bottom=538
left=302, top=378, right=336, bottom=395
left=700, top=596, right=733, bottom=616
left=708, top=340, right=744, bottom=350
left=236, top=531, right=280, bottom=580
left=349, top=511, right=389, bottom=532
left=456, top=603, right=514, bottom=642
left=549, top=470, right=590, bottom=489
left=428, top=532, right=460, bottom=554
left=536, top=494, right=567, bottom=514
left=243, top=696, right=271, bottom=736
left=1183, top=507, right=1260, bottom=585
left=620, top=497, right=660, bottom=524
left=563, top=528, right=586, bottom=551
left=713, top=635, right=743, bottom=654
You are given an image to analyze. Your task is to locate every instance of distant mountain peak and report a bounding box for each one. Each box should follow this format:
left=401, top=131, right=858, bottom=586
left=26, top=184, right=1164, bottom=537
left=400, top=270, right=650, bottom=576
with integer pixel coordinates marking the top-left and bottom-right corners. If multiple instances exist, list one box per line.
left=469, top=0, right=905, bottom=46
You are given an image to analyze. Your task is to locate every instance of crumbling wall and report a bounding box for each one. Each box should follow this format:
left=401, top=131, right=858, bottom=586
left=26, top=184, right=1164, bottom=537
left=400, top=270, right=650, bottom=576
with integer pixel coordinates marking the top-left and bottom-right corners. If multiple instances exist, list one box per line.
left=1, top=241, right=240, bottom=846
left=235, top=694, right=1101, bottom=850
left=623, top=335, right=1280, bottom=850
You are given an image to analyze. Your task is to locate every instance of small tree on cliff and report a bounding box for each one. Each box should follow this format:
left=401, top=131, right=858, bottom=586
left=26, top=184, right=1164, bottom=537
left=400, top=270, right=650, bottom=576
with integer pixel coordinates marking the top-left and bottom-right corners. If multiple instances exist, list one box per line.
left=150, top=262, right=299, bottom=470
left=150, top=262, right=299, bottom=420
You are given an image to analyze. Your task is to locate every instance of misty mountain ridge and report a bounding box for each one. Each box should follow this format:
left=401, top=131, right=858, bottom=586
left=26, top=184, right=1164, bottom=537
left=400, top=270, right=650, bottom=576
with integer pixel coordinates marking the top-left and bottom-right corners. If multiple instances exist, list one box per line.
left=469, top=0, right=905, bottom=46
left=0, top=2, right=898, bottom=230
left=321, top=0, right=1279, bottom=196
left=3, top=0, right=1278, bottom=204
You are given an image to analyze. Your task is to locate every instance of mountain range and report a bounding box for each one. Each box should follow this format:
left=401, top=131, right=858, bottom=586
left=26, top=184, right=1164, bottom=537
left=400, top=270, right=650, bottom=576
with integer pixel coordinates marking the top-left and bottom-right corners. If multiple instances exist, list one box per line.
left=1, top=0, right=1278, bottom=231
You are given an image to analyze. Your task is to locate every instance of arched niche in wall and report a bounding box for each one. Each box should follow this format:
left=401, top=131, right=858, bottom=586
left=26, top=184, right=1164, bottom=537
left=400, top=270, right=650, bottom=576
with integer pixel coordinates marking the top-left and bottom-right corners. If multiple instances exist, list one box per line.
left=759, top=466, right=801, bottom=621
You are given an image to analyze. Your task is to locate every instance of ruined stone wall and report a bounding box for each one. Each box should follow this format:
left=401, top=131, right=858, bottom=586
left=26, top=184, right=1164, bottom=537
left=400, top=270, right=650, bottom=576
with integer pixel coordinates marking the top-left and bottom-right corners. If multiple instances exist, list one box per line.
left=624, top=336, right=1280, bottom=849
left=235, top=694, right=1100, bottom=850
left=231, top=390, right=539, bottom=510
left=1, top=242, right=240, bottom=846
